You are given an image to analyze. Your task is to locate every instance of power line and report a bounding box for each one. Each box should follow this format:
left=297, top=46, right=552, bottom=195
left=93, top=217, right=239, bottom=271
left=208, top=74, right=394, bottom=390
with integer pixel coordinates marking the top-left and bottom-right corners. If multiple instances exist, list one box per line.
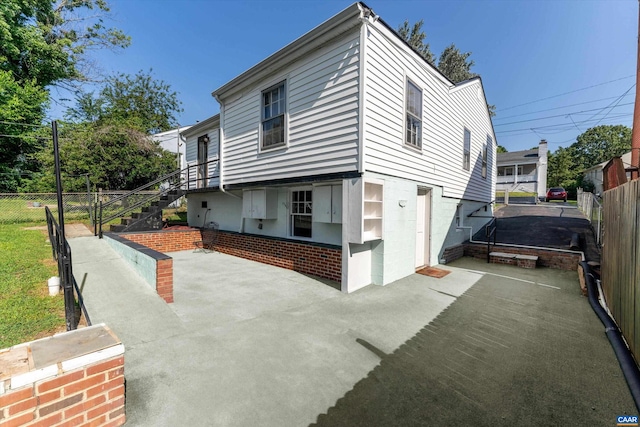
left=493, top=102, right=633, bottom=127
left=0, top=120, right=48, bottom=128
left=497, top=75, right=635, bottom=112
left=492, top=93, right=634, bottom=121
left=495, top=113, right=633, bottom=134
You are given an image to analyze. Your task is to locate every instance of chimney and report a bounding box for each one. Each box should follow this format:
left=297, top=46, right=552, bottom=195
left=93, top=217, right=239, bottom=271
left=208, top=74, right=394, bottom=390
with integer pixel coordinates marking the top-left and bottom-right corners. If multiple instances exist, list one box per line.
left=537, top=139, right=548, bottom=200
left=631, top=1, right=640, bottom=179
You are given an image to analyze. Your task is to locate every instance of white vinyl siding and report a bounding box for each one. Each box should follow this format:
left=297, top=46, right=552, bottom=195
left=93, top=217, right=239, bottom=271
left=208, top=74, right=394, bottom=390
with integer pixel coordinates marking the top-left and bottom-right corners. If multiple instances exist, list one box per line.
left=362, top=22, right=495, bottom=202
left=220, top=31, right=360, bottom=185
left=184, top=126, right=220, bottom=188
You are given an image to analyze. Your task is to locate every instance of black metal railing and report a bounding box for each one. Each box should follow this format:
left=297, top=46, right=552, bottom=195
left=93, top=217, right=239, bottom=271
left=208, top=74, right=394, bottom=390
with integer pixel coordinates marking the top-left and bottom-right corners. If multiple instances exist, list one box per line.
left=467, top=200, right=495, bottom=218
left=45, top=206, right=91, bottom=330
left=97, top=160, right=219, bottom=237
left=485, top=217, right=497, bottom=263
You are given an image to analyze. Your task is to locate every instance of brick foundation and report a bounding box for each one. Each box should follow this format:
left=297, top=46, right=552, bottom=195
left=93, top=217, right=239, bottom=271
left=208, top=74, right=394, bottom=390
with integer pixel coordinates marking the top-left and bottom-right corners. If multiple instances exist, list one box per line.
left=119, top=229, right=342, bottom=283
left=0, top=325, right=125, bottom=427
left=442, top=244, right=464, bottom=264
left=464, top=243, right=581, bottom=270
left=119, top=229, right=201, bottom=253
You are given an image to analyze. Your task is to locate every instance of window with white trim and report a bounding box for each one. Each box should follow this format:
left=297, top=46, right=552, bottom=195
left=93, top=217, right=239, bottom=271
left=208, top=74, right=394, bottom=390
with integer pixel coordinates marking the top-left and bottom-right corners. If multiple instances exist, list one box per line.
left=405, top=80, right=422, bottom=149
left=455, top=204, right=463, bottom=227
left=482, top=141, right=488, bottom=179
left=291, top=189, right=312, bottom=238
left=463, top=128, right=471, bottom=171
left=261, top=81, right=286, bottom=149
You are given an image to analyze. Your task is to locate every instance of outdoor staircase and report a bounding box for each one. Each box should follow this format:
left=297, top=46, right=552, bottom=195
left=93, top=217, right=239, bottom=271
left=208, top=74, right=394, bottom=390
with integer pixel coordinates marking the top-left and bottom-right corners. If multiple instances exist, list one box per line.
left=108, top=189, right=185, bottom=232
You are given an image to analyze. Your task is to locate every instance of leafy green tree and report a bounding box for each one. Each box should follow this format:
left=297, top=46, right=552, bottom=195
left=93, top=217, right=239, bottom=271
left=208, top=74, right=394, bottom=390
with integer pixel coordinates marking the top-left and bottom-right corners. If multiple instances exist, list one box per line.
left=547, top=146, right=576, bottom=189
left=397, top=20, right=435, bottom=65
left=0, top=0, right=130, bottom=88
left=437, top=44, right=478, bottom=84
left=397, top=20, right=495, bottom=116
left=0, top=0, right=129, bottom=191
left=24, top=70, right=182, bottom=191
left=0, top=70, right=48, bottom=191
left=497, top=145, right=508, bottom=153
left=571, top=124, right=631, bottom=172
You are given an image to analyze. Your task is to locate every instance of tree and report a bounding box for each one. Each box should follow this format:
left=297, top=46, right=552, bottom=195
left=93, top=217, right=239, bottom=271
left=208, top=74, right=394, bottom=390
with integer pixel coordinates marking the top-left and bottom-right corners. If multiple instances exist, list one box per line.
left=0, top=70, right=48, bottom=191
left=497, top=145, right=508, bottom=153
left=437, top=44, right=478, bottom=84
left=546, top=124, right=631, bottom=190
left=0, top=0, right=130, bottom=88
left=23, top=70, right=183, bottom=191
left=0, top=0, right=129, bottom=191
left=397, top=20, right=434, bottom=65
left=397, top=20, right=495, bottom=115
left=571, top=125, right=631, bottom=172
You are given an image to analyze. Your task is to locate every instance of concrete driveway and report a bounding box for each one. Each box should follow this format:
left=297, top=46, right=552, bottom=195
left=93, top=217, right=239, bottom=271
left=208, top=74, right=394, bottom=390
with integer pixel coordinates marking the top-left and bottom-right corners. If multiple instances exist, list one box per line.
left=68, top=236, right=633, bottom=426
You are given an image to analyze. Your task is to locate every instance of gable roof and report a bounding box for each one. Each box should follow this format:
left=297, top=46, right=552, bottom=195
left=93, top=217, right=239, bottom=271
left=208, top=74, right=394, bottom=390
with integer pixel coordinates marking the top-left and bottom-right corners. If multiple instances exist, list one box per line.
left=181, top=114, right=220, bottom=139
left=497, top=148, right=539, bottom=164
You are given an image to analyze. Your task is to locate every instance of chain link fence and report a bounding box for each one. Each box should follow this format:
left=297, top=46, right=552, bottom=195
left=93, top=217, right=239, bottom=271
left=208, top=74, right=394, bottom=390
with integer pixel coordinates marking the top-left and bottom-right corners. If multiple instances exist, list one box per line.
left=577, top=188, right=603, bottom=246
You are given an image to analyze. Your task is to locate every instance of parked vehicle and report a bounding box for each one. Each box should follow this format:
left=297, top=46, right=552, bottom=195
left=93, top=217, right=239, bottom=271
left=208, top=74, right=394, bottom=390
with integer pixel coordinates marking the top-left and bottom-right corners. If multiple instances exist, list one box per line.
left=546, top=187, right=567, bottom=202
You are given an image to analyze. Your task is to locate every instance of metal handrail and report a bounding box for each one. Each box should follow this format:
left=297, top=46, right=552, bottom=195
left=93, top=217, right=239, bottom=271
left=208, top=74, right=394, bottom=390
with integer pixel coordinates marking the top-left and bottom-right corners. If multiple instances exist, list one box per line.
left=485, top=217, right=497, bottom=263
left=97, top=159, right=219, bottom=237
left=467, top=200, right=495, bottom=217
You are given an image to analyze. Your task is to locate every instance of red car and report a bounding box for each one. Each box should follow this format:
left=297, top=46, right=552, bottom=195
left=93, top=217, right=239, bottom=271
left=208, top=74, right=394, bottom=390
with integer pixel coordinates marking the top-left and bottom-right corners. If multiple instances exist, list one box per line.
left=546, top=187, right=567, bottom=202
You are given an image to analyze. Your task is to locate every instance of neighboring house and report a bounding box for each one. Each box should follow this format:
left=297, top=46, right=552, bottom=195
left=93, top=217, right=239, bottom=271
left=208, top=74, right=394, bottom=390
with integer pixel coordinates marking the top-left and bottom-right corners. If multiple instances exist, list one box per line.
left=583, top=151, right=632, bottom=195
left=496, top=140, right=547, bottom=199
left=182, top=2, right=496, bottom=293
left=152, top=126, right=192, bottom=171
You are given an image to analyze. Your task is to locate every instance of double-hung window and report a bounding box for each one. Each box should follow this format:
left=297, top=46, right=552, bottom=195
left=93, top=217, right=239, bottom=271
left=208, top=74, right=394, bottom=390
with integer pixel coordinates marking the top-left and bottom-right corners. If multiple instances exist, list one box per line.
left=262, top=81, right=286, bottom=149
left=291, top=189, right=312, bottom=238
left=463, top=128, right=471, bottom=171
left=405, top=80, right=422, bottom=149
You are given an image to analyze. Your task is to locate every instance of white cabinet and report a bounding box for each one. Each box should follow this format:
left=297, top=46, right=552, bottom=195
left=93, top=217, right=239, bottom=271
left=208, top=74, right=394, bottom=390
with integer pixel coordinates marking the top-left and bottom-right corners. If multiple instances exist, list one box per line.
left=313, top=185, right=342, bottom=224
left=242, top=189, right=277, bottom=219
left=346, top=178, right=383, bottom=244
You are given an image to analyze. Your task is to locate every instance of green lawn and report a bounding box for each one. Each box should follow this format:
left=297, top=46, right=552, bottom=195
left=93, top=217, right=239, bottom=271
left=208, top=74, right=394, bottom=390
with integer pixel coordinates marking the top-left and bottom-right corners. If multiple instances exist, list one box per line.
left=0, top=224, right=65, bottom=349
left=0, top=197, right=91, bottom=224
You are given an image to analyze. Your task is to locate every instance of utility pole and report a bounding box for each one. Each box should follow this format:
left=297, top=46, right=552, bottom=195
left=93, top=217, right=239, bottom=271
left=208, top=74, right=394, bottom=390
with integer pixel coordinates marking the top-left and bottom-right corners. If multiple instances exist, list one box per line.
left=631, top=0, right=640, bottom=180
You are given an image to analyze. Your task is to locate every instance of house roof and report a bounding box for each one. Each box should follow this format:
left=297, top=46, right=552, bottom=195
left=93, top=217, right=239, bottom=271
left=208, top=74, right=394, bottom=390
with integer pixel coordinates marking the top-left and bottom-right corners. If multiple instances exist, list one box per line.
left=181, top=114, right=220, bottom=138
left=583, top=151, right=632, bottom=173
left=497, top=148, right=539, bottom=165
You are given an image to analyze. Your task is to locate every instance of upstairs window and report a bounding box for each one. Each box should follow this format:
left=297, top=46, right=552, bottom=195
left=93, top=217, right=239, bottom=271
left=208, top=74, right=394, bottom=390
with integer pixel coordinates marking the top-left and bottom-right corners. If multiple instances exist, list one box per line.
left=482, top=141, right=488, bottom=179
left=463, top=128, right=471, bottom=171
left=405, top=80, right=422, bottom=149
left=262, top=81, right=286, bottom=149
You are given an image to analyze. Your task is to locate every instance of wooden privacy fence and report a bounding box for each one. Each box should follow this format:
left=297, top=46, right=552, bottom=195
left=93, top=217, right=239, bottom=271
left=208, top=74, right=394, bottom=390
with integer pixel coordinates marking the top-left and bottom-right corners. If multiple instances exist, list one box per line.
left=602, top=179, right=640, bottom=362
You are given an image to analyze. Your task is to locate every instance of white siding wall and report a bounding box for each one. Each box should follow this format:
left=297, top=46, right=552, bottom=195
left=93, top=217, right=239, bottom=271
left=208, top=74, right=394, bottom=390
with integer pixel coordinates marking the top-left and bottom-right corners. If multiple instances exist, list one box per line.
left=184, top=126, right=220, bottom=188
left=363, top=23, right=496, bottom=203
left=187, top=187, right=342, bottom=246
left=220, top=29, right=361, bottom=185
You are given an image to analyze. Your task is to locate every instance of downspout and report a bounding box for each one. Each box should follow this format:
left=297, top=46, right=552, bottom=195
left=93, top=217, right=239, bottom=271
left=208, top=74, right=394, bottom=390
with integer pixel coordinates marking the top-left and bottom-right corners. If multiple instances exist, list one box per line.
left=581, top=261, right=640, bottom=411
left=214, top=95, right=244, bottom=233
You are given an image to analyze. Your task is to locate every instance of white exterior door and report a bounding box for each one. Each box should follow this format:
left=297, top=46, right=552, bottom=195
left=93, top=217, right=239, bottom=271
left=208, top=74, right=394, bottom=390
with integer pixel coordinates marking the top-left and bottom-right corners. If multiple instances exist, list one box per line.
left=415, top=190, right=431, bottom=268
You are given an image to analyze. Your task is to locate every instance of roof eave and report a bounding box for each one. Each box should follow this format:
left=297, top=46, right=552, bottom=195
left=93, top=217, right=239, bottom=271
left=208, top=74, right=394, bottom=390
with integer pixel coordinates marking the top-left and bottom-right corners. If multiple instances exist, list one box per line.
left=181, top=114, right=220, bottom=138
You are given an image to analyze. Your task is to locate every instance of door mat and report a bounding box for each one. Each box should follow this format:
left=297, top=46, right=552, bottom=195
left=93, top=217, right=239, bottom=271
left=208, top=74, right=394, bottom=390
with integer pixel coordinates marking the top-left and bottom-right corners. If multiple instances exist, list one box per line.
left=416, top=266, right=451, bottom=279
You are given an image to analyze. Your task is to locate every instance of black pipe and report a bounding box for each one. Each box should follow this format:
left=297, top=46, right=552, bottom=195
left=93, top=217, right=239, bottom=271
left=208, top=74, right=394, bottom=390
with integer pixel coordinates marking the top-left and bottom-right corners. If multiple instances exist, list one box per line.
left=581, top=260, right=640, bottom=412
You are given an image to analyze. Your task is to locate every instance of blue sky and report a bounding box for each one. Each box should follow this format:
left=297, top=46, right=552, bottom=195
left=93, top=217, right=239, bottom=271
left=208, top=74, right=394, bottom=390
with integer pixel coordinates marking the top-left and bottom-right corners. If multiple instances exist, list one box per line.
left=49, top=0, right=638, bottom=153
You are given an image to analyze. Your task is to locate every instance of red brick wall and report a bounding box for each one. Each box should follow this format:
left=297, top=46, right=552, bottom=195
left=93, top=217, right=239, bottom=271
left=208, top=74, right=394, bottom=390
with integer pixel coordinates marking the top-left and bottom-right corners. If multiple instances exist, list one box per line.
left=215, top=232, right=342, bottom=283
left=0, top=356, right=125, bottom=427
left=156, top=259, right=173, bottom=303
left=120, top=229, right=342, bottom=283
left=120, top=230, right=201, bottom=253
left=464, top=243, right=581, bottom=270
left=442, top=244, right=464, bottom=264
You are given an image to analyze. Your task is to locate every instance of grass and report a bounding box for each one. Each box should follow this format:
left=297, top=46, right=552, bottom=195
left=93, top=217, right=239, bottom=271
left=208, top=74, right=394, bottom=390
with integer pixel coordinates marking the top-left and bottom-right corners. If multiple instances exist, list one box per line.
left=495, top=191, right=538, bottom=198
left=0, top=198, right=90, bottom=224
left=0, top=224, right=65, bottom=349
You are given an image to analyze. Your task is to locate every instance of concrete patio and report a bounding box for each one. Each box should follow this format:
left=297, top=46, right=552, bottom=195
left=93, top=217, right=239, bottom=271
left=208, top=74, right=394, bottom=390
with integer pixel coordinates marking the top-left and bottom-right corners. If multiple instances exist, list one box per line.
left=68, top=236, right=635, bottom=426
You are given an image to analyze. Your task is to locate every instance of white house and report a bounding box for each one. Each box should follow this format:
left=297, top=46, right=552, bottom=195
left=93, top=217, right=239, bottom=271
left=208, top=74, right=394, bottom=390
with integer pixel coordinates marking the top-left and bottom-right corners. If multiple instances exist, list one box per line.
left=583, top=151, right=632, bottom=195
left=182, top=2, right=497, bottom=293
left=152, top=126, right=192, bottom=171
left=496, top=139, right=547, bottom=199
